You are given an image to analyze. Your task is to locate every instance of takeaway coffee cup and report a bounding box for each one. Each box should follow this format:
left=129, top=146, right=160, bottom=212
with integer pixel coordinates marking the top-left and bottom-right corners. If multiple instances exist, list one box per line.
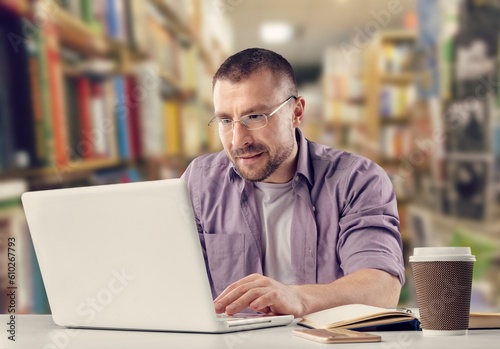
left=409, top=247, right=475, bottom=336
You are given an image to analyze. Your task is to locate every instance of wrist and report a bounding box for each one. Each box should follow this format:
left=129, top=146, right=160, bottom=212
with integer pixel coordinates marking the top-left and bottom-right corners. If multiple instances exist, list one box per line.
left=290, top=284, right=313, bottom=317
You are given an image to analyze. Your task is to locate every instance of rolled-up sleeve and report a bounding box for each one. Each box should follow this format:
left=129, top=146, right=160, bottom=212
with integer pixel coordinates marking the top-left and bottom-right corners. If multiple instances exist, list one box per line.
left=337, top=158, right=405, bottom=285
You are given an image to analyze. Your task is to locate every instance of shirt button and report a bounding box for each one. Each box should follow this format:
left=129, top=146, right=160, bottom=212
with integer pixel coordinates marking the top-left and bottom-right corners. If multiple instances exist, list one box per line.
left=294, top=176, right=299, bottom=182
left=312, top=206, right=316, bottom=212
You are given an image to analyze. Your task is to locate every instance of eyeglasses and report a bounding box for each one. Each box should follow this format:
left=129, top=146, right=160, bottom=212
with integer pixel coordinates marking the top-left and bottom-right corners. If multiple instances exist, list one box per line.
left=208, top=96, right=297, bottom=134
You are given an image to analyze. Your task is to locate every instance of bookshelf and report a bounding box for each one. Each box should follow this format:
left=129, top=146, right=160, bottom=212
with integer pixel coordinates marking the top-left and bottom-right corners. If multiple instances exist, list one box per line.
left=365, top=30, right=417, bottom=224
left=322, top=31, right=417, bottom=223
left=0, top=0, right=229, bottom=313
left=48, top=3, right=112, bottom=57
left=321, top=31, right=417, bottom=305
left=321, top=47, right=368, bottom=155
left=0, top=159, right=132, bottom=180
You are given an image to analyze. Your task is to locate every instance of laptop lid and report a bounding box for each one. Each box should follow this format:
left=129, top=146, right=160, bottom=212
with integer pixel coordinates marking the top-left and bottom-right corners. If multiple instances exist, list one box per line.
left=22, top=179, right=289, bottom=332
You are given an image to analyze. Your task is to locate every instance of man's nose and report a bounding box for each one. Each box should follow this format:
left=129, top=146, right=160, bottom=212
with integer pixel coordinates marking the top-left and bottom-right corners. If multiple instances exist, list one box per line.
left=231, top=121, right=252, bottom=148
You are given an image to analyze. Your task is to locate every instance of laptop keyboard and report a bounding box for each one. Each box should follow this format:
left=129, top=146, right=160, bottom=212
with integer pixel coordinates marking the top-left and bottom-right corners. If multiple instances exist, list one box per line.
left=216, top=313, right=266, bottom=322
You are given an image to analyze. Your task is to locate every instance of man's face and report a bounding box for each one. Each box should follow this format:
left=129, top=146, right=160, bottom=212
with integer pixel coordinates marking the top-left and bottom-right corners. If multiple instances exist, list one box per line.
left=213, top=70, right=303, bottom=183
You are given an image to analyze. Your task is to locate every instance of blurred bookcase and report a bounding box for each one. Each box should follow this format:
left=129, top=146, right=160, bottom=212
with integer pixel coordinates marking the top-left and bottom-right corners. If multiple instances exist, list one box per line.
left=321, top=31, right=417, bottom=305
left=322, top=31, right=417, bottom=240
left=0, top=0, right=228, bottom=313
left=366, top=31, right=417, bottom=241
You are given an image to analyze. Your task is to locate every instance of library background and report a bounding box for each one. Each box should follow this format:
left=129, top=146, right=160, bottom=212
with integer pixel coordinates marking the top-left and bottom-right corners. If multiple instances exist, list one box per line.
left=1, top=0, right=499, bottom=314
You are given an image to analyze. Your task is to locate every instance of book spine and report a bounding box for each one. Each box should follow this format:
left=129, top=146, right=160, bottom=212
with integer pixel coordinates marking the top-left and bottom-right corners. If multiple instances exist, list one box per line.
left=102, top=78, right=119, bottom=159
left=164, top=101, right=181, bottom=155
left=0, top=26, right=15, bottom=172
left=45, top=21, right=69, bottom=167
left=90, top=81, right=107, bottom=158
left=77, top=77, right=94, bottom=159
left=63, top=75, right=82, bottom=161
left=81, top=0, right=103, bottom=34
left=80, top=0, right=94, bottom=24
left=26, top=40, right=47, bottom=166
left=105, top=0, right=125, bottom=41
left=136, top=62, right=163, bottom=157
left=3, top=14, right=39, bottom=170
left=125, top=76, right=142, bottom=158
left=113, top=76, right=130, bottom=159
left=35, top=18, right=56, bottom=167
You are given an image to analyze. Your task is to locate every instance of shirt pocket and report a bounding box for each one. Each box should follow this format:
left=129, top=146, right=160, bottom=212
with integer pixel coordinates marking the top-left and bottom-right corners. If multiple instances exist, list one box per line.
left=203, top=232, right=247, bottom=297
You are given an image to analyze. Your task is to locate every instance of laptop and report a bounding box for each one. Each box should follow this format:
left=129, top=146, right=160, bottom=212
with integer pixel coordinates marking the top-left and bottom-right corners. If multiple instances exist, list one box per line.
left=21, top=178, right=293, bottom=333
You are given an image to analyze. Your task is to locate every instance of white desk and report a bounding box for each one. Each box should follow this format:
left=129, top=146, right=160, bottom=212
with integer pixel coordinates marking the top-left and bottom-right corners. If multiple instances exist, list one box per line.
left=2, top=315, right=500, bottom=349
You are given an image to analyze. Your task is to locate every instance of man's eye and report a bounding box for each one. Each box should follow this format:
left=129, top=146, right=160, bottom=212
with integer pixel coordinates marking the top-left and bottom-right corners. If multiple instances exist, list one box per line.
left=247, top=114, right=265, bottom=121
left=218, top=119, right=233, bottom=125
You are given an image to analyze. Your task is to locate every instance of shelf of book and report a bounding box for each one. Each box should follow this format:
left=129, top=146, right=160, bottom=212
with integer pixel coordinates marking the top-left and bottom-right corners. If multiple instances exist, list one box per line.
left=367, top=31, right=417, bottom=165
left=159, top=72, right=183, bottom=95
left=0, top=159, right=133, bottom=180
left=149, top=0, right=196, bottom=41
left=0, top=0, right=230, bottom=314
left=380, top=73, right=415, bottom=84
left=321, top=35, right=417, bottom=266
left=321, top=47, right=367, bottom=152
left=364, top=30, right=418, bottom=305
left=380, top=116, right=412, bottom=125
left=148, top=0, right=216, bottom=74
left=45, top=2, right=112, bottom=57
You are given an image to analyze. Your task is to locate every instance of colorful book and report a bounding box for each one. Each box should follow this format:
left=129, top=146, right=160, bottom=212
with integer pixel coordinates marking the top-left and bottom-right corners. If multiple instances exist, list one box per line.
left=90, top=81, right=107, bottom=158
left=124, top=0, right=148, bottom=53
left=0, top=14, right=39, bottom=170
left=26, top=38, right=47, bottom=166
left=113, top=76, right=130, bottom=159
left=136, top=62, right=164, bottom=157
left=63, top=76, right=82, bottom=161
left=105, top=0, right=126, bottom=41
left=182, top=103, right=204, bottom=158
left=101, top=78, right=119, bottom=159
left=125, top=76, right=142, bottom=158
left=164, top=100, right=181, bottom=156
left=0, top=25, right=15, bottom=172
left=45, top=20, right=69, bottom=166
left=76, top=77, right=94, bottom=159
left=8, top=14, right=39, bottom=169
left=34, top=15, right=56, bottom=167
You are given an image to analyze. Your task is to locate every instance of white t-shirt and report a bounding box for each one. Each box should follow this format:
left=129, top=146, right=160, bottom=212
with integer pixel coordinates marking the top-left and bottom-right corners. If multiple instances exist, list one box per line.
left=254, top=180, right=297, bottom=285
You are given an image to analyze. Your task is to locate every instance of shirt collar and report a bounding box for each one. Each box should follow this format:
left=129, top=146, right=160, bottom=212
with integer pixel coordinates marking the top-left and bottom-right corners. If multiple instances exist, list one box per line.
left=294, top=128, right=314, bottom=188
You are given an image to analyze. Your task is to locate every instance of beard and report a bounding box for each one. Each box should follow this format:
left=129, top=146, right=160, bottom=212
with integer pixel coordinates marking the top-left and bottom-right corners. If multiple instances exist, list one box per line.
left=229, top=136, right=295, bottom=182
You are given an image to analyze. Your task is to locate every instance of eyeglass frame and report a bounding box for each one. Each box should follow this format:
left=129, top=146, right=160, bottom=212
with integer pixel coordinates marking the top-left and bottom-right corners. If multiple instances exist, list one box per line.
left=208, top=95, right=298, bottom=134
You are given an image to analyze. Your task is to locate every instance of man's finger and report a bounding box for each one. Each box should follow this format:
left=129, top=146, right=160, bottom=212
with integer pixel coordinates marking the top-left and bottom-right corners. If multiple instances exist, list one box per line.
left=248, top=290, right=281, bottom=312
left=224, top=287, right=268, bottom=315
left=214, top=274, right=262, bottom=303
left=215, top=281, right=262, bottom=313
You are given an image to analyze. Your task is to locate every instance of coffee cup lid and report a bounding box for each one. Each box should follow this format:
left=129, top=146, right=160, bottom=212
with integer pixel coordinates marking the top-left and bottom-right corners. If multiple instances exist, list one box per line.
left=409, top=247, right=476, bottom=262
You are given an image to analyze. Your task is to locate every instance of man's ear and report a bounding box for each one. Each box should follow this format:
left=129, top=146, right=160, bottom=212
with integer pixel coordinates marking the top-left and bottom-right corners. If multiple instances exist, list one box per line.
left=292, top=97, right=305, bottom=128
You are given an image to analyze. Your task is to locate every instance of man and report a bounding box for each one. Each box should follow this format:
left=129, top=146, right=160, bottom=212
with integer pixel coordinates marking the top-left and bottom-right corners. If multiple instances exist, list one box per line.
left=181, top=48, right=404, bottom=318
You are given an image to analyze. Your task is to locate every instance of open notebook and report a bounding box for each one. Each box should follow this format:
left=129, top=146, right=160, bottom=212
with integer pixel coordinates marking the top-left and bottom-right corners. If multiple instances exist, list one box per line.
left=299, top=304, right=500, bottom=331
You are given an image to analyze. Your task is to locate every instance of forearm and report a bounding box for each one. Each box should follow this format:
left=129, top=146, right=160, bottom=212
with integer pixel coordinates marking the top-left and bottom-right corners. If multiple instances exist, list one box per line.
left=292, top=269, right=402, bottom=316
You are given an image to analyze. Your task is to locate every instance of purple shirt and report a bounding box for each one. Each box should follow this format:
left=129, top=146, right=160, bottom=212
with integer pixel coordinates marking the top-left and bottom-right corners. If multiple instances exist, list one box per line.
left=182, top=129, right=405, bottom=298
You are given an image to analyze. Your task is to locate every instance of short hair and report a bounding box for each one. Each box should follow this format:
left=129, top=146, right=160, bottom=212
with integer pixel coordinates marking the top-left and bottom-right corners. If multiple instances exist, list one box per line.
left=212, top=48, right=297, bottom=95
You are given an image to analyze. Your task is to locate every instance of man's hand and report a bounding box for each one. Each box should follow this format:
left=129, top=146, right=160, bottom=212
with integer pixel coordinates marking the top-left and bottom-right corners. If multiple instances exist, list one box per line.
left=213, top=274, right=306, bottom=317
left=213, top=269, right=402, bottom=318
